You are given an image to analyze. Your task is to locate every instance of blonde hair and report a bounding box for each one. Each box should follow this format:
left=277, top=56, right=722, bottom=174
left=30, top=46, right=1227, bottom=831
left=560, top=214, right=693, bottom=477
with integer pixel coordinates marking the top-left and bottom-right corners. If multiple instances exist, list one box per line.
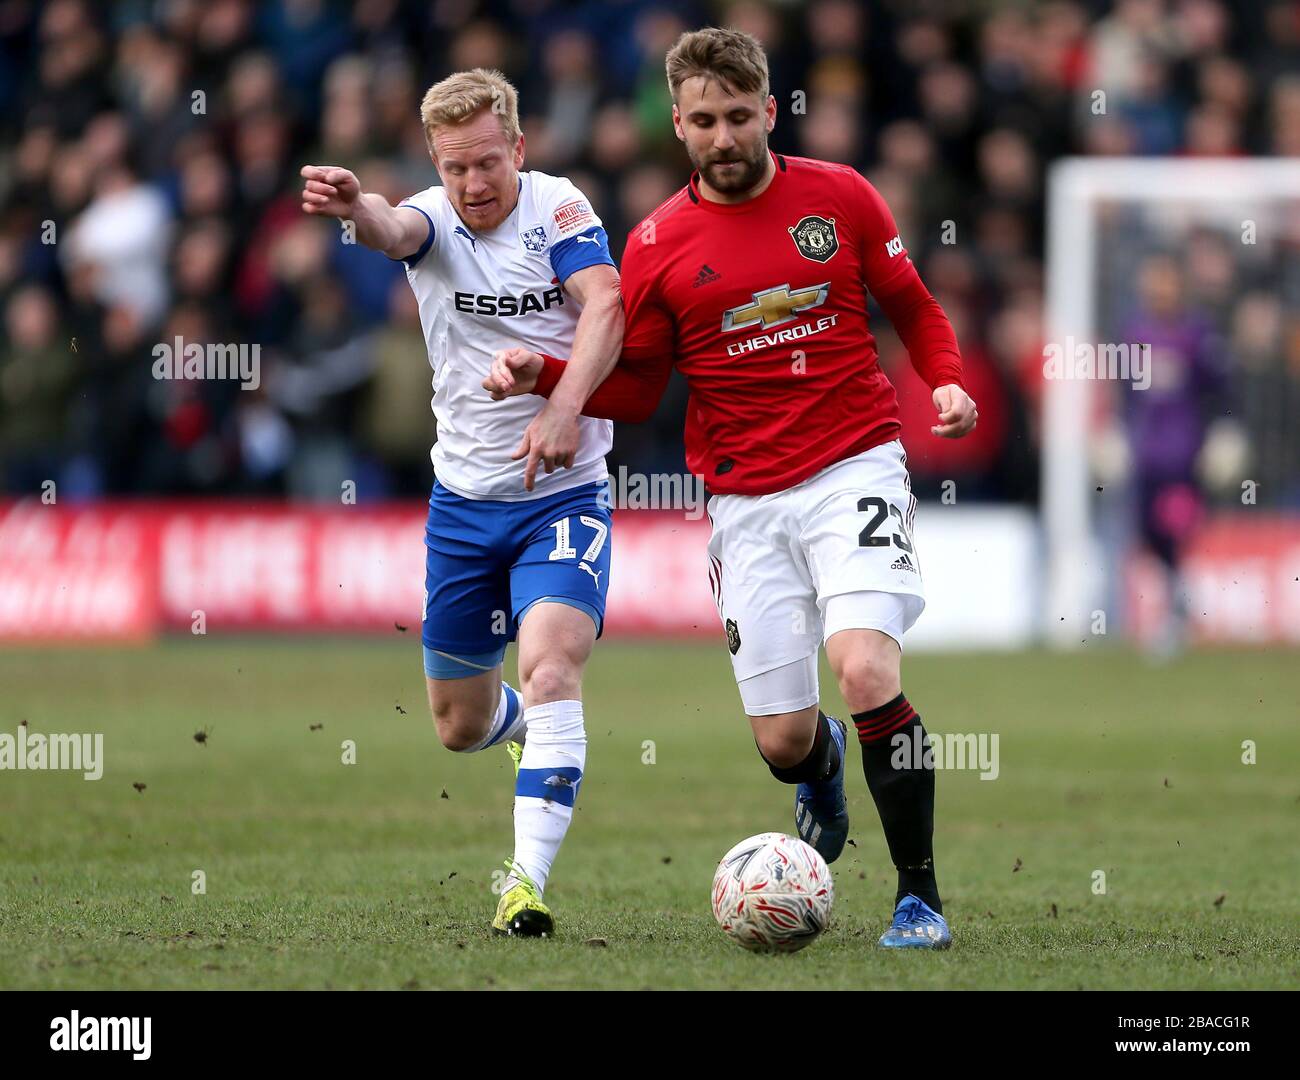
left=419, top=68, right=520, bottom=152
left=665, top=27, right=770, bottom=101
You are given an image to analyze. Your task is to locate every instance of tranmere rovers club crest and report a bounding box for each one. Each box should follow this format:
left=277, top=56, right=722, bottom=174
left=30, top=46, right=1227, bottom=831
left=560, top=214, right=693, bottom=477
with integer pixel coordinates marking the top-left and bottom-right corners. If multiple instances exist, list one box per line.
left=520, top=225, right=548, bottom=253
left=788, top=215, right=838, bottom=263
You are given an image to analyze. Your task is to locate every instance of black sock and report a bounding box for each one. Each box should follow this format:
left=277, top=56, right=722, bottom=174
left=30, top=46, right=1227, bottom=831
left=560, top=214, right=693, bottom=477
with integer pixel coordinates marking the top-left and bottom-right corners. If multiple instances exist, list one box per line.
left=853, top=693, right=941, bottom=914
left=760, top=710, right=841, bottom=785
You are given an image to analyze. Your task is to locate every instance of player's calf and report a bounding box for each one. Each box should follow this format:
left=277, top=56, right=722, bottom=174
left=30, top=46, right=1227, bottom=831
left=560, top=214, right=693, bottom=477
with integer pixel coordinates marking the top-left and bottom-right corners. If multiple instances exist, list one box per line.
left=828, top=628, right=944, bottom=922
left=504, top=602, right=596, bottom=903
left=749, top=704, right=850, bottom=864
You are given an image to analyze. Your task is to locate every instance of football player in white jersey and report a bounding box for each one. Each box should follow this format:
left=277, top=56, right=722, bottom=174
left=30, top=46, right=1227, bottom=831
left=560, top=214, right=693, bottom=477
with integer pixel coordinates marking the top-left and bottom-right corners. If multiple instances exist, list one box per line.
left=300, top=68, right=624, bottom=937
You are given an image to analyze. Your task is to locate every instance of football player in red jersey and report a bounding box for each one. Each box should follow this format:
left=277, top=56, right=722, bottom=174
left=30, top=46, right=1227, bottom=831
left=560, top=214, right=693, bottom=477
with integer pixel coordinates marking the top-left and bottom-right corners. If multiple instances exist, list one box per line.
left=484, top=28, right=976, bottom=948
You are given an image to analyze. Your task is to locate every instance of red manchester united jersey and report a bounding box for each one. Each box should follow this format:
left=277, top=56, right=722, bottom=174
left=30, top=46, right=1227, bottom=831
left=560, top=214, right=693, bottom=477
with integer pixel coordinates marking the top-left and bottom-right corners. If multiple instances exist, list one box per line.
left=536, top=153, right=965, bottom=495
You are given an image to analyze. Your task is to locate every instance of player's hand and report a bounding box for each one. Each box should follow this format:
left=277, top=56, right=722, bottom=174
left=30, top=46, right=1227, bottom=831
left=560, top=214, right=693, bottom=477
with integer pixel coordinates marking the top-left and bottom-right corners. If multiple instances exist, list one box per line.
left=511, top=401, right=580, bottom=492
left=299, top=165, right=362, bottom=218
left=931, top=383, right=978, bottom=438
left=483, top=348, right=545, bottom=400
left=1196, top=418, right=1250, bottom=493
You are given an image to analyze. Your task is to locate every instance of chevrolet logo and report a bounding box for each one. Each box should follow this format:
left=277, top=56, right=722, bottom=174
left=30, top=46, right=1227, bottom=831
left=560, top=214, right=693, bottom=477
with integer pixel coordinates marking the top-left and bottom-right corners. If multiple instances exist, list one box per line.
left=721, top=283, right=830, bottom=332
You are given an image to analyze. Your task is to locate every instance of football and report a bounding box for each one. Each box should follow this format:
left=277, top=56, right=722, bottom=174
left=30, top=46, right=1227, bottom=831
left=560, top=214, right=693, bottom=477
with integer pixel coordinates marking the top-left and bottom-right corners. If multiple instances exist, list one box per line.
left=711, top=832, right=834, bottom=953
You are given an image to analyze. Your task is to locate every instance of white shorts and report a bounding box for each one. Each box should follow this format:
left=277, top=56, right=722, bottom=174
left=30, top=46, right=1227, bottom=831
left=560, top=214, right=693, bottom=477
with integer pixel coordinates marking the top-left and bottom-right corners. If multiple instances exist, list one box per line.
left=706, top=440, right=925, bottom=716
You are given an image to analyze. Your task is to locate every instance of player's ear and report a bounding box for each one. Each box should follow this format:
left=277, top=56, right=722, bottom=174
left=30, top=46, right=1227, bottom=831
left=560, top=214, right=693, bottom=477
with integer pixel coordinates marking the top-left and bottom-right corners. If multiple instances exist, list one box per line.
left=671, top=102, right=685, bottom=143
left=512, top=133, right=525, bottom=170
left=765, top=94, right=776, bottom=133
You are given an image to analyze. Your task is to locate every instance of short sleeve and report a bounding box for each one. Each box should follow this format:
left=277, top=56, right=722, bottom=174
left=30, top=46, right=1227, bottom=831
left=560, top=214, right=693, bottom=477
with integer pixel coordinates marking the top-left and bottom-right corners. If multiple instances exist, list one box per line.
left=544, top=177, right=616, bottom=284
left=392, top=186, right=439, bottom=268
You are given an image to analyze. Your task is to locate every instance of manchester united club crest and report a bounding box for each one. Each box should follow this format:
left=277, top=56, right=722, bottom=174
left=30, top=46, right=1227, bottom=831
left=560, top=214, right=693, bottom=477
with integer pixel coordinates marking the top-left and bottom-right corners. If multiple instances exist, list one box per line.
left=725, top=618, right=741, bottom=655
left=788, top=215, right=839, bottom=263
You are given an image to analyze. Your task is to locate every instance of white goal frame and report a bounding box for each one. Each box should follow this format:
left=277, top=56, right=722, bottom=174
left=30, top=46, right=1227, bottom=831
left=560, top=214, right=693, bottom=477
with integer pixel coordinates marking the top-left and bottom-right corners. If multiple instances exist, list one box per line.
left=1043, top=157, right=1299, bottom=647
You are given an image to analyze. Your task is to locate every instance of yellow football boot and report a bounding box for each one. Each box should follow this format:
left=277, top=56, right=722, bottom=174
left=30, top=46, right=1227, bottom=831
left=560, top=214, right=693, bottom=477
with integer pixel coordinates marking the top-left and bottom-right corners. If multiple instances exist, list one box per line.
left=491, top=859, right=554, bottom=938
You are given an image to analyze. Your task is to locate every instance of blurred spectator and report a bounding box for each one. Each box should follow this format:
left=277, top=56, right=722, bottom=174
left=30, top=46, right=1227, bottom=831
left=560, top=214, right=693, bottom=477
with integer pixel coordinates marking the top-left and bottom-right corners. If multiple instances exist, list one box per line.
left=63, top=161, right=173, bottom=325
left=0, top=286, right=75, bottom=490
left=0, top=0, right=1295, bottom=506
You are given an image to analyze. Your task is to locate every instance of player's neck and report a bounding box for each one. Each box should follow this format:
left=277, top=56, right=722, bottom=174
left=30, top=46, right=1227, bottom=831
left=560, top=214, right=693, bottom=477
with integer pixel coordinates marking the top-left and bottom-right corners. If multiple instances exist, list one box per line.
left=697, top=151, right=776, bottom=205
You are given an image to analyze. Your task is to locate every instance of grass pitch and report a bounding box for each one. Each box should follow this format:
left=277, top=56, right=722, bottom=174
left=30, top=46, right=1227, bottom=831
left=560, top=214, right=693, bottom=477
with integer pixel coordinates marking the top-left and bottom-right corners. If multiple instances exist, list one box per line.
left=0, top=639, right=1296, bottom=990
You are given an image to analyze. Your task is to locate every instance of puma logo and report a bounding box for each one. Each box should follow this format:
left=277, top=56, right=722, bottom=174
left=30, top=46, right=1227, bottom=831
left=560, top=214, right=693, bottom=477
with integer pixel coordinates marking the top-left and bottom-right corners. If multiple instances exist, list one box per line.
left=579, top=562, right=602, bottom=588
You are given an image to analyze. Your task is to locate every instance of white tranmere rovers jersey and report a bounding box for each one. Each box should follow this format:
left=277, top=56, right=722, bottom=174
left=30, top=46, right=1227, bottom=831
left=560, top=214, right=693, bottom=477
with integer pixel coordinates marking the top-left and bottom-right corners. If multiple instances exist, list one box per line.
left=396, top=171, right=616, bottom=500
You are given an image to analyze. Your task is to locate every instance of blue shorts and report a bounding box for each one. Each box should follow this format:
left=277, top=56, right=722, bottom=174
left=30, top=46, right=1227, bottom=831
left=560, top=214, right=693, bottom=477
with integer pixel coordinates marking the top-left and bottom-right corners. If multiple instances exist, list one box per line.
left=422, top=478, right=613, bottom=679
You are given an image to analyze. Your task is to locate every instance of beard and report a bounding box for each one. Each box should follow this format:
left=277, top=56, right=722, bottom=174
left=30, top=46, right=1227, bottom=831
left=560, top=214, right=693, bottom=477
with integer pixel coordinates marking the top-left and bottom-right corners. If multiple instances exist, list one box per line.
left=690, top=139, right=769, bottom=195
left=454, top=194, right=511, bottom=232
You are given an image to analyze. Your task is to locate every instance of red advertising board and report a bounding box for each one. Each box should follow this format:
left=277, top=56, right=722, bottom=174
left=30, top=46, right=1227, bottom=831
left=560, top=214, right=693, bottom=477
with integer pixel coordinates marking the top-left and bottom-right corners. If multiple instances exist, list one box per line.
left=0, top=503, right=157, bottom=641
left=2, top=502, right=1295, bottom=645
left=0, top=501, right=718, bottom=641
left=1146, top=517, right=1300, bottom=644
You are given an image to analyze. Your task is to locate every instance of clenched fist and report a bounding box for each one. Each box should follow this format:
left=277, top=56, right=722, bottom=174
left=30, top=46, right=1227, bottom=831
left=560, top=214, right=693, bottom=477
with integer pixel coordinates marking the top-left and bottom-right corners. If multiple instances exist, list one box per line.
left=931, top=383, right=978, bottom=438
left=482, top=347, right=546, bottom=400
left=300, top=165, right=362, bottom=219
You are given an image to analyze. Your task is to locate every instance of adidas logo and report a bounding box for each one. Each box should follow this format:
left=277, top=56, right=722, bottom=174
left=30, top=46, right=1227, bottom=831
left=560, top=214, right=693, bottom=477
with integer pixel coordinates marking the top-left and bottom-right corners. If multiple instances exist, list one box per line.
left=692, top=263, right=721, bottom=287
left=890, top=553, right=918, bottom=573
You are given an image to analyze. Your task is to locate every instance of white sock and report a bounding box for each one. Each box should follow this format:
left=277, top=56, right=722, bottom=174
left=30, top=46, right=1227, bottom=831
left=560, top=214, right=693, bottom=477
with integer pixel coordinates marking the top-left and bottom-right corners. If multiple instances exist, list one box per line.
left=462, top=682, right=525, bottom=753
left=510, top=699, right=586, bottom=895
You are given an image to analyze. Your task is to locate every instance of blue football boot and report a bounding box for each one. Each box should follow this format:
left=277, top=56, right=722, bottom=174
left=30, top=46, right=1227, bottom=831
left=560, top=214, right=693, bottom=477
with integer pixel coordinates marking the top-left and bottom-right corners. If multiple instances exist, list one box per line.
left=794, top=715, right=849, bottom=863
left=878, top=893, right=952, bottom=949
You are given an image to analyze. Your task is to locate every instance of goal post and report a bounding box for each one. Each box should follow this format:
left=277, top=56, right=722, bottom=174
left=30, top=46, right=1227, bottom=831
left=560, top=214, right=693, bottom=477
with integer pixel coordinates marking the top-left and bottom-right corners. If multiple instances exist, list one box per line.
left=1043, top=158, right=1300, bottom=648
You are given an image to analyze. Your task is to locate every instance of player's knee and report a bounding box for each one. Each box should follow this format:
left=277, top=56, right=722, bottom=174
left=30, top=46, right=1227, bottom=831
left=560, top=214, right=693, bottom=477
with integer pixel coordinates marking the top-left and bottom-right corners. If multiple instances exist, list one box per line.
left=835, top=653, right=900, bottom=714
left=754, top=724, right=813, bottom=769
left=520, top=656, right=581, bottom=705
left=437, top=726, right=483, bottom=753
left=430, top=699, right=491, bottom=752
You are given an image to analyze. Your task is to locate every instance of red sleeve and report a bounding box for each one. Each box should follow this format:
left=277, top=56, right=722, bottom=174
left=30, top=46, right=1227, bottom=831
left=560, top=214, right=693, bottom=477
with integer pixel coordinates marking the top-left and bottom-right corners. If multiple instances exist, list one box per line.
left=534, top=225, right=674, bottom=423
left=852, top=174, right=964, bottom=391
left=873, top=269, right=964, bottom=391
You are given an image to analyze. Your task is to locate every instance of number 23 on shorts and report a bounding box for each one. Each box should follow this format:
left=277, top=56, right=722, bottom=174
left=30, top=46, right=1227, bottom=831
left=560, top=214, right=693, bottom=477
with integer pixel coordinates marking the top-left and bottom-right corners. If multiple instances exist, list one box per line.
left=856, top=496, right=915, bottom=553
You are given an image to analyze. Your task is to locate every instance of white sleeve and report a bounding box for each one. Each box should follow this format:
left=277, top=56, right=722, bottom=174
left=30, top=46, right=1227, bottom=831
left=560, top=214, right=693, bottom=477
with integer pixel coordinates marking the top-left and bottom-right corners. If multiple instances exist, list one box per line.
left=393, top=185, right=440, bottom=267
left=542, top=176, right=605, bottom=244
left=541, top=176, right=615, bottom=284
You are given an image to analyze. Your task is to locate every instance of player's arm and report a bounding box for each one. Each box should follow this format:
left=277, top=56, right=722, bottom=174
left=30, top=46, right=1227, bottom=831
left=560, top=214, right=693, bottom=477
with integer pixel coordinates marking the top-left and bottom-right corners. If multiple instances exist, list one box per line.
left=511, top=263, right=625, bottom=490
left=483, top=233, right=675, bottom=424
left=857, top=177, right=977, bottom=439
left=484, top=325, right=675, bottom=425
left=299, top=165, right=430, bottom=261
left=874, top=272, right=976, bottom=438
left=486, top=342, right=672, bottom=426
left=546, top=264, right=624, bottom=411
